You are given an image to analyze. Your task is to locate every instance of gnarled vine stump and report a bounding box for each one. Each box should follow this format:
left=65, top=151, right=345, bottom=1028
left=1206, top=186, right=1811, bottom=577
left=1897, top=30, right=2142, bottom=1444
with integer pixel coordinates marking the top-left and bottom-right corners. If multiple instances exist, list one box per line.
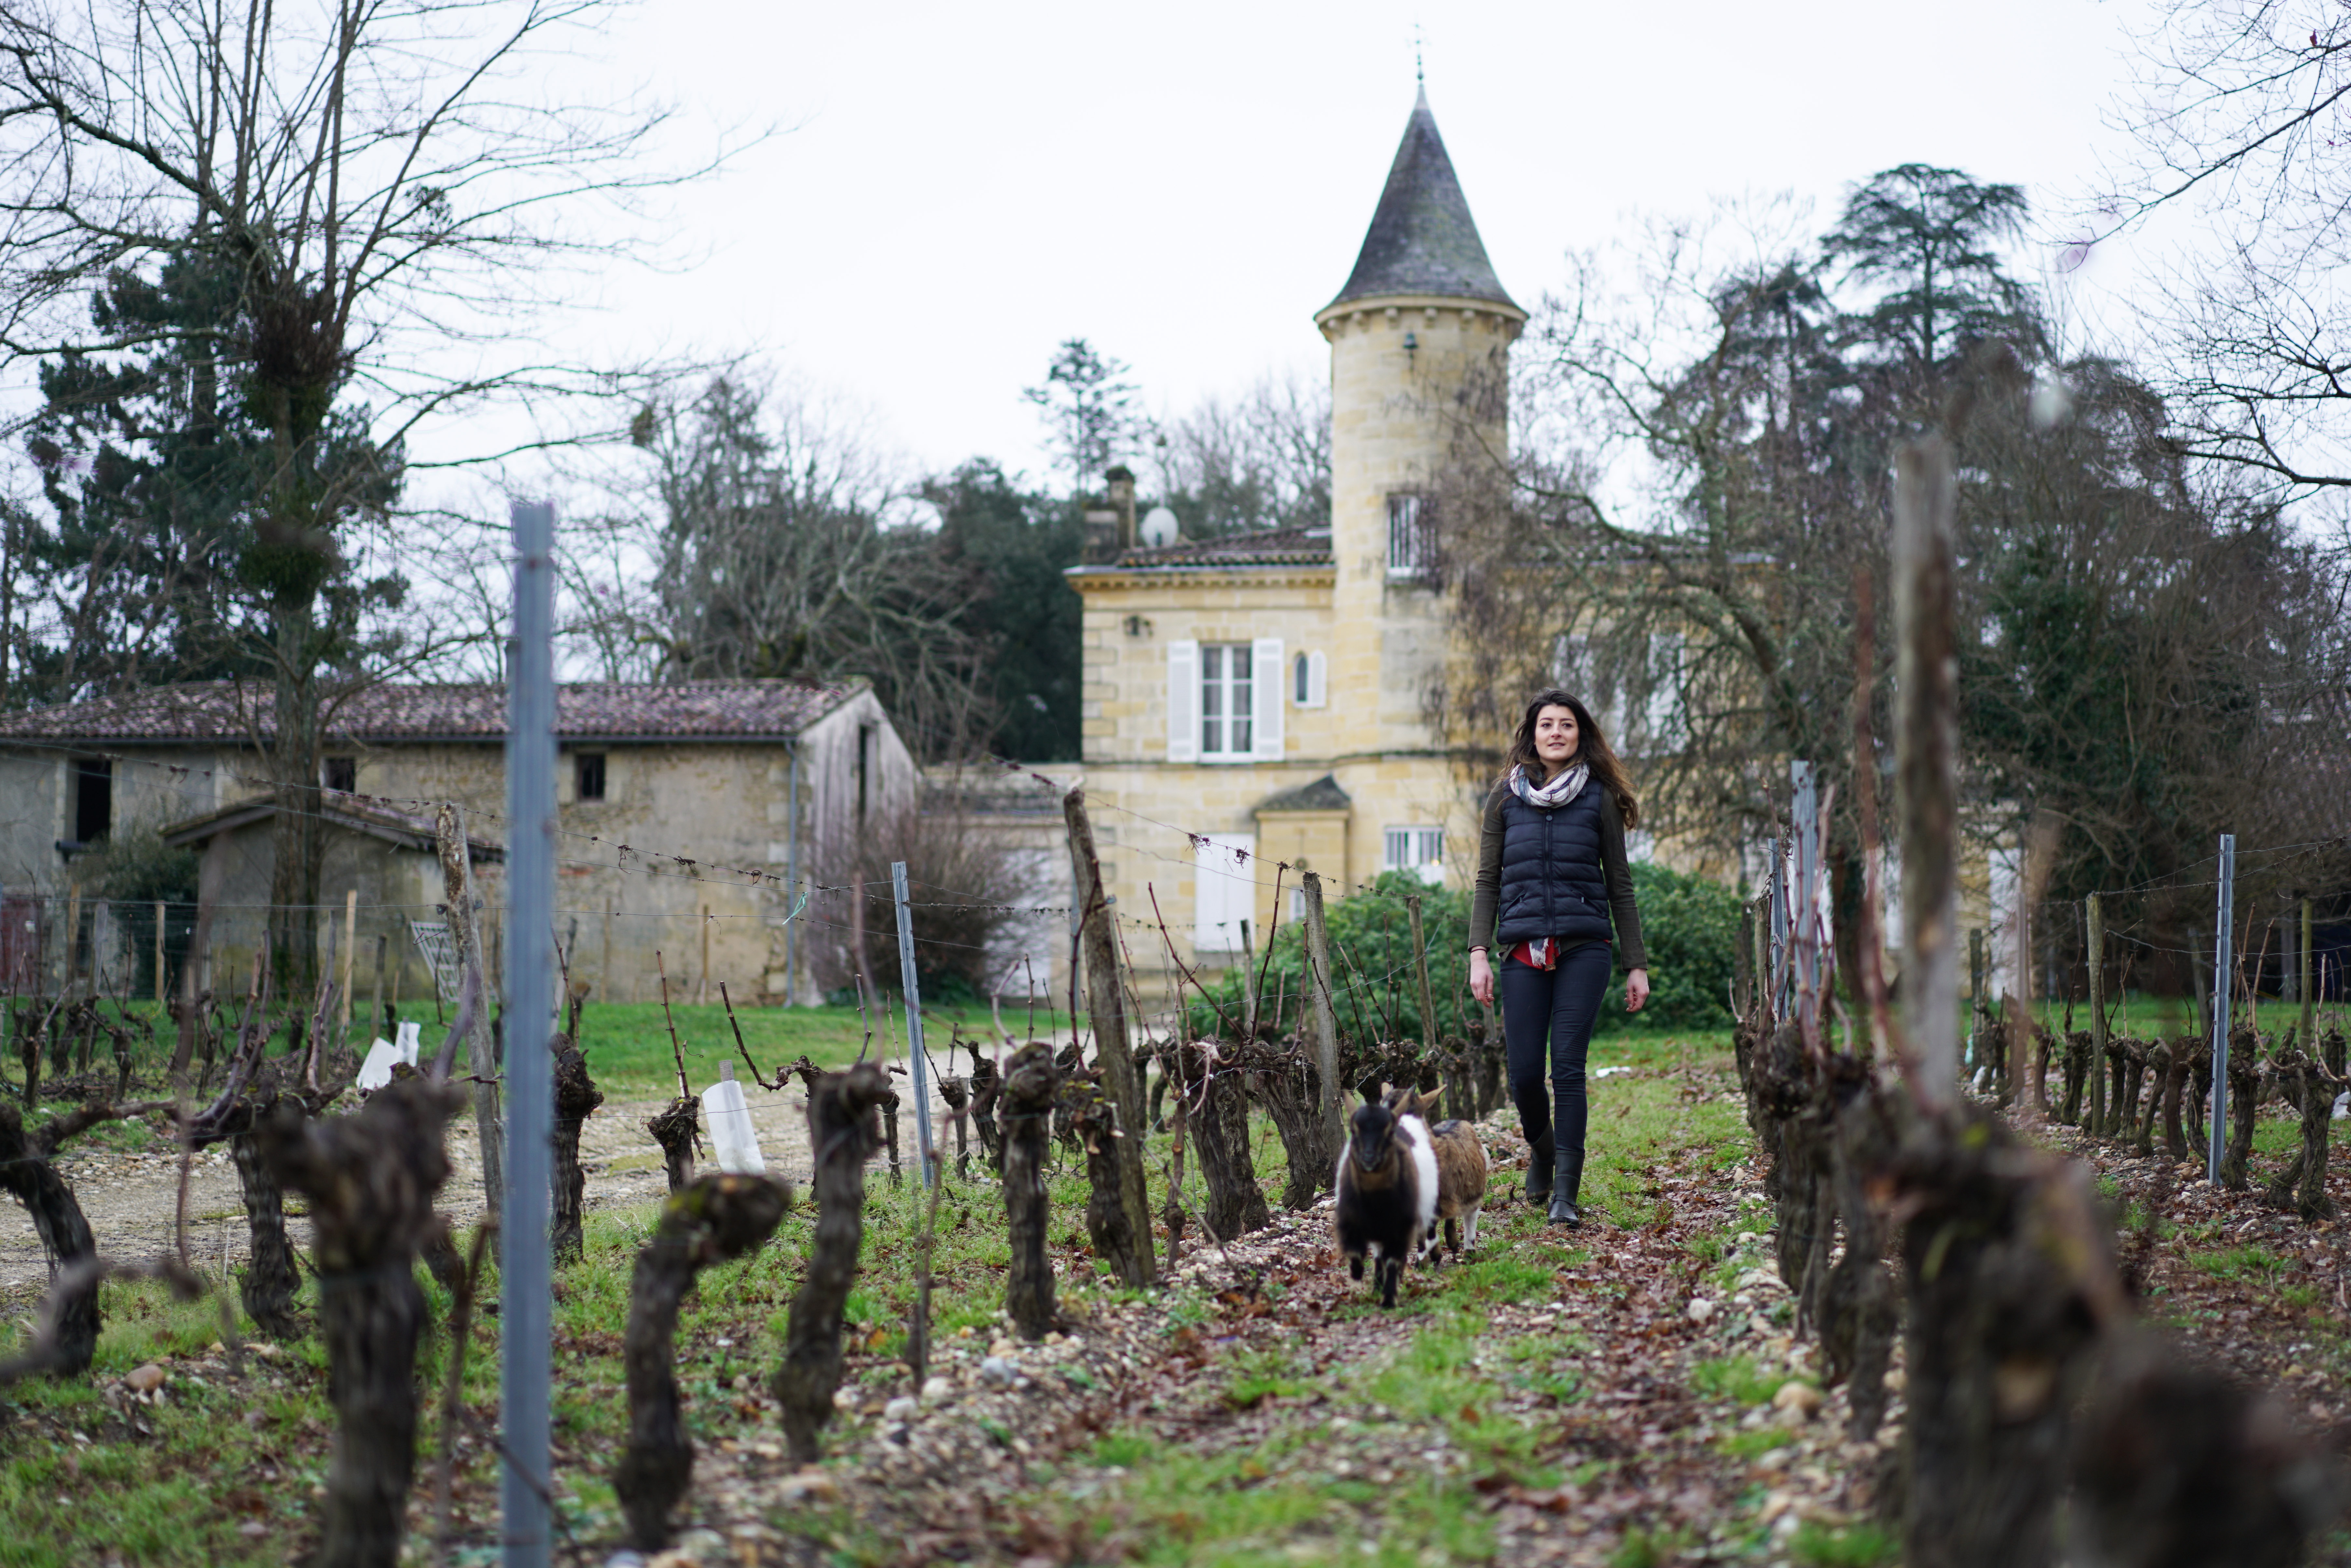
left=616, top=1173, right=791, bottom=1549
left=260, top=1074, right=459, bottom=1568
left=772, top=1063, right=889, bottom=1463
left=1001, top=1043, right=1060, bottom=1340
left=552, top=1034, right=605, bottom=1263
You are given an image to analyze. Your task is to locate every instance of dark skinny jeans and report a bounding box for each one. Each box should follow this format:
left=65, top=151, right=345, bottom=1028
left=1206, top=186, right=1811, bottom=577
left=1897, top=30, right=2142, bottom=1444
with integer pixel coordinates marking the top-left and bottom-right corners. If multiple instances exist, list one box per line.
left=1500, top=941, right=1613, bottom=1169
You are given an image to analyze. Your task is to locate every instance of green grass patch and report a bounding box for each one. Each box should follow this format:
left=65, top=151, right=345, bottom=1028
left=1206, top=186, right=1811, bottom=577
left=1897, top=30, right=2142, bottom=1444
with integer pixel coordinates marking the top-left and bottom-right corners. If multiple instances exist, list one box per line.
left=1792, top=1520, right=1901, bottom=1566
left=1690, top=1355, right=1801, bottom=1407
left=2189, top=1245, right=2289, bottom=1286
left=1714, top=1427, right=1791, bottom=1460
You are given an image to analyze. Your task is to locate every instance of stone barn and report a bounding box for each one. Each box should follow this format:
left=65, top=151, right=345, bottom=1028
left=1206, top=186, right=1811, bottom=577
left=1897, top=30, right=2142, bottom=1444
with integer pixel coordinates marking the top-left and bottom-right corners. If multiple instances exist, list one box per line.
left=0, top=678, right=917, bottom=1006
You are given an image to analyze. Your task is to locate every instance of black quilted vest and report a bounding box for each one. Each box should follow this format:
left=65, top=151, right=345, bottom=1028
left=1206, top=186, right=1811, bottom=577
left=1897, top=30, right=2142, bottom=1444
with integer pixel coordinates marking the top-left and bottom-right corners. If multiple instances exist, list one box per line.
left=1494, top=776, right=1613, bottom=950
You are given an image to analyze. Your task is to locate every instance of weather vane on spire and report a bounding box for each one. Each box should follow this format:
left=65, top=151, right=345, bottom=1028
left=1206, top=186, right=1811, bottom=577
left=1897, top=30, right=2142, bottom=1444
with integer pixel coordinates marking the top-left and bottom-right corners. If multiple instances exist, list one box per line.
left=1414, top=21, right=1425, bottom=84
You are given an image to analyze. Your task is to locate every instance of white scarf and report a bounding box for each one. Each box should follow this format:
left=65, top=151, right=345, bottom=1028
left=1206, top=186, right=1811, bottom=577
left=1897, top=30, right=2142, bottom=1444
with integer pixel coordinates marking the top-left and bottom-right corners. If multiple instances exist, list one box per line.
left=1511, top=760, right=1588, bottom=808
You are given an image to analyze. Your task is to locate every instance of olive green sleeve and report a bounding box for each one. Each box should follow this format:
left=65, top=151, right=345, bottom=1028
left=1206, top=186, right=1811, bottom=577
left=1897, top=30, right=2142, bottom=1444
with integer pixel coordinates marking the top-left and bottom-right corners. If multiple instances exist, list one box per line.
left=1468, top=788, right=1506, bottom=953
left=1598, top=793, right=1649, bottom=971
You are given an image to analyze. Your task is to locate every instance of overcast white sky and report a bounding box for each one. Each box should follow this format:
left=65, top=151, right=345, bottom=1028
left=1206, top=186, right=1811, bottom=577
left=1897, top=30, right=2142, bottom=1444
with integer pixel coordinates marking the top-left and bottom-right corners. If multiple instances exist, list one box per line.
left=544, top=0, right=2164, bottom=491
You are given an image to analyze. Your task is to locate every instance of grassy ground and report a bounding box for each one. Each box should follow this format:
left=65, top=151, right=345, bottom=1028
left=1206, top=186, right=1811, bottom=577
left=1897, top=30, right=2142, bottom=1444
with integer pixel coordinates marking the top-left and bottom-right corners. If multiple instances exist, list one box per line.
left=3, top=1020, right=2345, bottom=1565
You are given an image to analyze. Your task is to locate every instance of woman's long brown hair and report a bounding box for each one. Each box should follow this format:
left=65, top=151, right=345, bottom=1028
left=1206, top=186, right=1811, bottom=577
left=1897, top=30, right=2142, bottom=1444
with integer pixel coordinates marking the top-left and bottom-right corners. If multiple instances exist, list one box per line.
left=1499, top=688, right=1640, bottom=830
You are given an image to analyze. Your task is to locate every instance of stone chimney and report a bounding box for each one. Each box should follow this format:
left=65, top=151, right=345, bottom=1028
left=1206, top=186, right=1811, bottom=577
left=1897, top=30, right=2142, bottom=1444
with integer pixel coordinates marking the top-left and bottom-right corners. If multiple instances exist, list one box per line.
left=1082, top=465, right=1141, bottom=563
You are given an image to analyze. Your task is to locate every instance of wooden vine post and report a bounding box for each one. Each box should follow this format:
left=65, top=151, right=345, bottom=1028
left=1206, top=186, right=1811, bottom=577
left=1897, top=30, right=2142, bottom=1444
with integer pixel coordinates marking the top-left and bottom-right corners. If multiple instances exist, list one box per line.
left=1059, top=785, right=1155, bottom=1288
left=1299, top=870, right=1345, bottom=1146
left=647, top=951, right=699, bottom=1191
left=1406, top=893, right=1452, bottom=1116
left=2301, top=897, right=2317, bottom=1048
left=433, top=803, right=504, bottom=1215
left=2087, top=893, right=2107, bottom=1135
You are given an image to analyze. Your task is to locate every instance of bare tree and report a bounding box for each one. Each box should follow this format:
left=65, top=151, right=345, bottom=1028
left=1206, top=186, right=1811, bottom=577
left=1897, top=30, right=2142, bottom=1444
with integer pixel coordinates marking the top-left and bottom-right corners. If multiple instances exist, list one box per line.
left=2104, top=0, right=2351, bottom=496
left=624, top=374, right=988, bottom=758
left=1432, top=181, right=2351, bottom=982
left=1150, top=369, right=1332, bottom=537
left=0, top=0, right=719, bottom=979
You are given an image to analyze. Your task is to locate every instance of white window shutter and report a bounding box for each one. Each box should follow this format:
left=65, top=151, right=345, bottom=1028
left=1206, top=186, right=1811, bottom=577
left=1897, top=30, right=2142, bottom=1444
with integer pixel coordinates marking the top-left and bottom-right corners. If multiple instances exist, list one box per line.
left=1307, top=650, right=1328, bottom=708
left=1252, top=638, right=1284, bottom=759
left=1167, top=640, right=1199, bottom=762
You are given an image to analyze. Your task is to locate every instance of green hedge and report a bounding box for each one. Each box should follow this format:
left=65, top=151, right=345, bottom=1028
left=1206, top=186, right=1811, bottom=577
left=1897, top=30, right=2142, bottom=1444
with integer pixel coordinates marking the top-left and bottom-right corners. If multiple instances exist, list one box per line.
left=1184, top=863, right=1740, bottom=1041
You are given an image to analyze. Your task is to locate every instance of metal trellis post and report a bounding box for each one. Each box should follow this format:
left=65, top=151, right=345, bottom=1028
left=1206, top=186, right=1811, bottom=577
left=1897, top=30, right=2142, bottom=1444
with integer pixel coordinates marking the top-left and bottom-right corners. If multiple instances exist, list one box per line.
left=892, top=861, right=936, bottom=1187
left=502, top=497, right=557, bottom=1568
left=2206, top=833, right=2236, bottom=1187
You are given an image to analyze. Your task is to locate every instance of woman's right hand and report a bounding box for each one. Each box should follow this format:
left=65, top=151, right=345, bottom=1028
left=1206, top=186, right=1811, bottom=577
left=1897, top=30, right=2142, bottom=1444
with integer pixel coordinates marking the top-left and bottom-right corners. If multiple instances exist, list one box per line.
left=1469, top=947, right=1494, bottom=1006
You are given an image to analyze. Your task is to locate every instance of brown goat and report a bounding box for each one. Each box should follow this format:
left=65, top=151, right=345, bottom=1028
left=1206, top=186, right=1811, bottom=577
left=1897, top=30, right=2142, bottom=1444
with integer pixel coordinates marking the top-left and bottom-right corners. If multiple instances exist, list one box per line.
left=1395, top=1090, right=1487, bottom=1263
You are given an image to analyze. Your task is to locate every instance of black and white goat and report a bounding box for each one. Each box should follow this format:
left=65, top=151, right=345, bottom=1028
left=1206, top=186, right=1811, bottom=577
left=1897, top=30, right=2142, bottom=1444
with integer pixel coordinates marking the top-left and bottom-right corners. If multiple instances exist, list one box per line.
left=1334, top=1086, right=1437, bottom=1308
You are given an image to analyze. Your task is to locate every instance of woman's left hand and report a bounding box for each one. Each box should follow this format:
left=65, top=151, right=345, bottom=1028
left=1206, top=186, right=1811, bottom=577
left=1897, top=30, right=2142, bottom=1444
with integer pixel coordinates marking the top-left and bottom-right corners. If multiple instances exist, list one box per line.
left=1625, top=968, right=1650, bottom=1013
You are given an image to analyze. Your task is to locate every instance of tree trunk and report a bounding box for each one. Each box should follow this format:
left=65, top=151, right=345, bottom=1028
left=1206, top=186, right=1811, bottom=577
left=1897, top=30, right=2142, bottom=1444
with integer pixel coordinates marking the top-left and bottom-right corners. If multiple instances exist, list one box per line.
left=2218, top=1030, right=2260, bottom=1191
left=232, top=1126, right=302, bottom=1338
left=266, top=642, right=324, bottom=999
left=0, top=1104, right=100, bottom=1378
left=880, top=1083, right=903, bottom=1187
left=1000, top=1043, right=1058, bottom=1340
left=1063, top=1072, right=1138, bottom=1272
left=772, top=1063, right=888, bottom=1464
left=2109, top=1037, right=2141, bottom=1141
left=940, top=1073, right=971, bottom=1179
left=1166, top=1040, right=1269, bottom=1240
left=2058, top=1030, right=2090, bottom=1126
left=616, top=1174, right=790, bottom=1549
left=2130, top=1040, right=2162, bottom=1156
left=1820, top=1067, right=1899, bottom=1441
left=646, top=1097, right=698, bottom=1192
left=1898, top=1109, right=2111, bottom=1568
left=259, top=1074, right=457, bottom=1568
left=2072, top=1342, right=2328, bottom=1568
left=967, top=1053, right=1004, bottom=1173
left=2159, top=1042, right=2192, bottom=1162
left=1246, top=1040, right=1335, bottom=1211
left=551, top=1035, right=604, bottom=1263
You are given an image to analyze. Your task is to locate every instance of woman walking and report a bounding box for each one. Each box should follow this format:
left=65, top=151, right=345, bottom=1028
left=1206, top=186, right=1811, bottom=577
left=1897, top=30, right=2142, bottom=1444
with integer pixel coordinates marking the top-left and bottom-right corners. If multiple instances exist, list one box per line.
left=1468, top=690, right=1649, bottom=1226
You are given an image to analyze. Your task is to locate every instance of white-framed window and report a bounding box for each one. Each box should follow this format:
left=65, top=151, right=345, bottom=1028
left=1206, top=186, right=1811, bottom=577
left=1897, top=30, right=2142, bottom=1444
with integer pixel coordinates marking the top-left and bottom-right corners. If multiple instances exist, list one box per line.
left=1290, top=887, right=1307, bottom=923
left=1292, top=649, right=1327, bottom=708
left=1200, top=643, right=1255, bottom=758
left=1195, top=833, right=1255, bottom=955
left=1387, top=494, right=1426, bottom=576
left=1384, top=826, right=1445, bottom=885
left=1168, top=638, right=1284, bottom=763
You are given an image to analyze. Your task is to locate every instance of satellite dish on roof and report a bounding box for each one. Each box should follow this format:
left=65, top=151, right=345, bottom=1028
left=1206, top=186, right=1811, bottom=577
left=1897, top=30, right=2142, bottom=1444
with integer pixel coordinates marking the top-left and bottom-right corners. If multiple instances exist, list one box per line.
left=1140, top=506, right=1180, bottom=547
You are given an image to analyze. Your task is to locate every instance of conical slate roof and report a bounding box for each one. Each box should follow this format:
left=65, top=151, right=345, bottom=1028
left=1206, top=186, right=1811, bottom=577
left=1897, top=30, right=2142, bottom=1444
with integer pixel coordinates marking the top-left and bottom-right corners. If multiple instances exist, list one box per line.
left=1325, top=88, right=1518, bottom=314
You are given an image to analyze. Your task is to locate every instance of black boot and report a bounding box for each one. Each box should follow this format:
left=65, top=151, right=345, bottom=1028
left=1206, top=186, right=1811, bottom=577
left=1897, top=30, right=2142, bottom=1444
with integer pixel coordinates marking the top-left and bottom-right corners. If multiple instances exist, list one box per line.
left=1525, top=1127, right=1555, bottom=1204
left=1548, top=1147, right=1583, bottom=1226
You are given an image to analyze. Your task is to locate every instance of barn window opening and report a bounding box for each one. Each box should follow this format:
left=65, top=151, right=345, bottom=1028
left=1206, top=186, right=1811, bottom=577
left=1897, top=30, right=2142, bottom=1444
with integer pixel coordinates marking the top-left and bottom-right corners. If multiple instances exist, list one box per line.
left=73, top=758, right=112, bottom=844
left=575, top=753, right=607, bottom=802
left=323, top=756, right=357, bottom=794
left=857, top=724, right=876, bottom=823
